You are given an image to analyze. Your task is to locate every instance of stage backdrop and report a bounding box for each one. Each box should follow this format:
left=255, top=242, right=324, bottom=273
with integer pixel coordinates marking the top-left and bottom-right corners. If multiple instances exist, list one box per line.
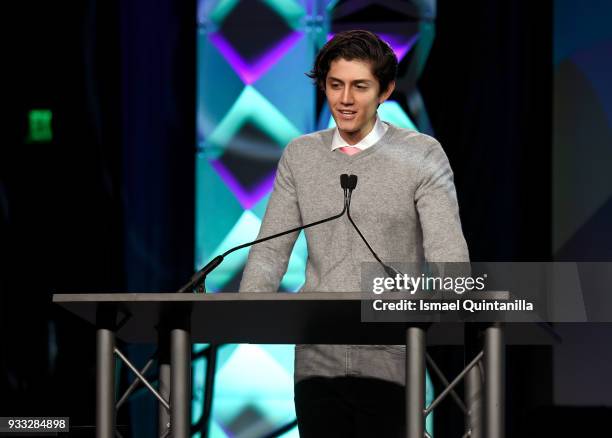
left=552, top=0, right=612, bottom=408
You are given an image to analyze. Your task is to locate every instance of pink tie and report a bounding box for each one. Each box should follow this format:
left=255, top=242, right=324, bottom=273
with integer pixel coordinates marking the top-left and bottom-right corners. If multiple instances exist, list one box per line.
left=339, top=146, right=361, bottom=156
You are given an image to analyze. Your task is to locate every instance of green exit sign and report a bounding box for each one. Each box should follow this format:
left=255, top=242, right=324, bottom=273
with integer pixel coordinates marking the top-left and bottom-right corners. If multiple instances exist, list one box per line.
left=27, top=109, right=53, bottom=143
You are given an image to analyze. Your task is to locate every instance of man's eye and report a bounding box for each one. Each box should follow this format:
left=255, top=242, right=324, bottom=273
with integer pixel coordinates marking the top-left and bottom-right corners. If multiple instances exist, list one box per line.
left=356, top=84, right=368, bottom=89
left=331, top=83, right=341, bottom=89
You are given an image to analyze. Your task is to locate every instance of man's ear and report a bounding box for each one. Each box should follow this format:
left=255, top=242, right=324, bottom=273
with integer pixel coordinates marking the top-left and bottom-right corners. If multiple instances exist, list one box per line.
left=379, top=81, right=396, bottom=103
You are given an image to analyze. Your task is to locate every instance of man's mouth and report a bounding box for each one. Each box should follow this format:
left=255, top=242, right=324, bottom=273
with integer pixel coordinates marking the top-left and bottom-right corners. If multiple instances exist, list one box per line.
left=337, top=110, right=357, bottom=120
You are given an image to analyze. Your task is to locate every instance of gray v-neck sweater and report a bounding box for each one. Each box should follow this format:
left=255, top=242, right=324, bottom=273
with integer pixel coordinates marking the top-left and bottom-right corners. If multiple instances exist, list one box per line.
left=239, top=123, right=469, bottom=384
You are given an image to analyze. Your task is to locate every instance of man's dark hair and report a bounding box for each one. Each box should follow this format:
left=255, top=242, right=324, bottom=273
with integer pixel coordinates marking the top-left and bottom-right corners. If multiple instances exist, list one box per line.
left=307, top=30, right=398, bottom=95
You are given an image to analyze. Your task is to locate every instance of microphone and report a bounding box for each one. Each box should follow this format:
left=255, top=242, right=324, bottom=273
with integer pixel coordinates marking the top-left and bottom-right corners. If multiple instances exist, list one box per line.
left=344, top=174, right=404, bottom=280
left=340, top=173, right=350, bottom=189
left=347, top=174, right=357, bottom=190
left=178, top=174, right=351, bottom=293
left=340, top=174, right=349, bottom=208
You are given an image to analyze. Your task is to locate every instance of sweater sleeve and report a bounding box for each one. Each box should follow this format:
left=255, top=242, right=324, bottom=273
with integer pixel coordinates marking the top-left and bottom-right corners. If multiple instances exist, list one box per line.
left=239, top=145, right=302, bottom=292
left=414, top=139, right=470, bottom=262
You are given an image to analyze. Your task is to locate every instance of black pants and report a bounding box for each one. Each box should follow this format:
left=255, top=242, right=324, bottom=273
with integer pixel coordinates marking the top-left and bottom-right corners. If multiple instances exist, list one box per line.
left=294, top=377, right=406, bottom=438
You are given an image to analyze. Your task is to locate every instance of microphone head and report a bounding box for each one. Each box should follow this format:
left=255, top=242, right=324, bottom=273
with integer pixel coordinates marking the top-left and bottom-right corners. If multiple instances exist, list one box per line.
left=348, top=174, right=358, bottom=190
left=340, top=174, right=349, bottom=189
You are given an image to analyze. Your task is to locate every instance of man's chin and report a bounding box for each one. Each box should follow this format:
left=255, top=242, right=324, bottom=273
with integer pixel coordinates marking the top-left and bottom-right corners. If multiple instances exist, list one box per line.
left=337, top=124, right=359, bottom=134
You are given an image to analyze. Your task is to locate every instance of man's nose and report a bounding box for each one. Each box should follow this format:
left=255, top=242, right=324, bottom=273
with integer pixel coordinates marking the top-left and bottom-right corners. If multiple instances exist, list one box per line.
left=341, top=88, right=354, bottom=104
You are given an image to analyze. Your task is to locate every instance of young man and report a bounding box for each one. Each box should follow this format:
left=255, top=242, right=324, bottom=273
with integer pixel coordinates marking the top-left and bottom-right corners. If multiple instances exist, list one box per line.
left=240, top=30, right=469, bottom=437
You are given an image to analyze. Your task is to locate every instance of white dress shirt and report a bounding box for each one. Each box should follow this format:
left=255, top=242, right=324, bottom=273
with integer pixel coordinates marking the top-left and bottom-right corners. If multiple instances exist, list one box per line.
left=330, top=116, right=389, bottom=151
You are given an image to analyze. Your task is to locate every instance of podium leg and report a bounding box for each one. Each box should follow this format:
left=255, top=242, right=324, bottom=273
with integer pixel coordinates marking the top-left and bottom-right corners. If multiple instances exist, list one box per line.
left=484, top=323, right=504, bottom=438
left=159, top=363, right=171, bottom=437
left=157, top=328, right=172, bottom=438
left=465, top=362, right=483, bottom=438
left=170, top=327, right=191, bottom=438
left=159, top=330, right=171, bottom=437
left=96, top=328, right=115, bottom=438
left=465, top=323, right=483, bottom=438
left=406, top=326, right=425, bottom=438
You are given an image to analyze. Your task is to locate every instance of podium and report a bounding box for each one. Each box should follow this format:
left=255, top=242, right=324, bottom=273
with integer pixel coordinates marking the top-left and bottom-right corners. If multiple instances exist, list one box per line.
left=54, top=292, right=555, bottom=438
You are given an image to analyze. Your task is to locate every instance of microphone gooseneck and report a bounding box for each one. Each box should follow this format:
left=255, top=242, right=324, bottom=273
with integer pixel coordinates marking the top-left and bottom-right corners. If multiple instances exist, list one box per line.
left=178, top=175, right=351, bottom=293
left=345, top=174, right=403, bottom=279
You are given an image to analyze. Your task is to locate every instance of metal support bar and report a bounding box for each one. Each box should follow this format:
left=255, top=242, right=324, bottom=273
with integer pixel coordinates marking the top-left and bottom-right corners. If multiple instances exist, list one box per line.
left=425, top=353, right=468, bottom=415
left=465, top=358, right=483, bottom=438
left=114, top=348, right=170, bottom=411
left=96, top=328, right=115, bottom=438
left=484, top=323, right=504, bottom=438
left=115, top=356, right=156, bottom=410
left=464, top=323, right=484, bottom=438
left=406, top=326, right=425, bottom=438
left=158, top=330, right=171, bottom=438
left=200, top=344, right=218, bottom=438
left=171, top=327, right=191, bottom=438
left=424, top=351, right=483, bottom=416
left=159, top=363, right=171, bottom=435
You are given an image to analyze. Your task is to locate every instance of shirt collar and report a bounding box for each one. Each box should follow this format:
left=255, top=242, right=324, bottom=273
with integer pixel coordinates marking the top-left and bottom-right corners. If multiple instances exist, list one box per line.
left=331, top=116, right=389, bottom=151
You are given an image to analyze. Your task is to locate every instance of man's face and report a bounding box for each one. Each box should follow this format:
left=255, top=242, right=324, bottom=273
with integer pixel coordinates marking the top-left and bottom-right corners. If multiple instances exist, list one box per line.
left=325, top=58, right=395, bottom=145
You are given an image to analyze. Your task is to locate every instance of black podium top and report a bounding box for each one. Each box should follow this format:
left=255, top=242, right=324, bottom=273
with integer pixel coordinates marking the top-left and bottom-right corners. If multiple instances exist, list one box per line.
left=53, top=292, right=556, bottom=345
